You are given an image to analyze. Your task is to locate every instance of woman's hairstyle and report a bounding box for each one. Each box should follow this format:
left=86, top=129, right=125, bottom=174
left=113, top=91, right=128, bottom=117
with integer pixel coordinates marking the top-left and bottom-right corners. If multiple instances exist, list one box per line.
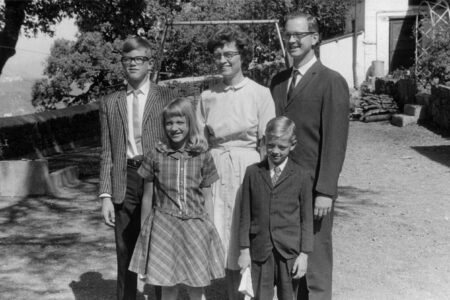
left=206, top=27, right=252, bottom=69
left=122, top=36, right=152, bottom=56
left=265, top=116, right=297, bottom=144
left=162, top=97, right=208, bottom=153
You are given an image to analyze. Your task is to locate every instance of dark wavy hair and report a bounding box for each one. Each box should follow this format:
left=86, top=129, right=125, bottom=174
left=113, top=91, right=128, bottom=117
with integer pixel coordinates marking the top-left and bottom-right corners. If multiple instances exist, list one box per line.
left=206, top=27, right=252, bottom=69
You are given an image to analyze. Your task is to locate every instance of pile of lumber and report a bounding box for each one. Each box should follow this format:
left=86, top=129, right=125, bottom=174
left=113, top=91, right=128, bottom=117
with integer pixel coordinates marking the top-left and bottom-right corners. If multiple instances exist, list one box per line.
left=351, top=93, right=399, bottom=122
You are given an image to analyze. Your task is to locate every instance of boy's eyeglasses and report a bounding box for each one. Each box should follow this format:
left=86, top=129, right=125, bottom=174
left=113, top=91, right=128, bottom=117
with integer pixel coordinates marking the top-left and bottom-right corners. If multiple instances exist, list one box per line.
left=282, top=32, right=316, bottom=41
left=213, top=51, right=240, bottom=61
left=121, top=56, right=151, bottom=65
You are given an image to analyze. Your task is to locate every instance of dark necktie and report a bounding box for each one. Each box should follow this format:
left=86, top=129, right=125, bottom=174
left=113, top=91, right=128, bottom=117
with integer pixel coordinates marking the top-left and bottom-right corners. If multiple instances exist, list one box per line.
left=287, top=69, right=300, bottom=99
left=272, top=166, right=281, bottom=185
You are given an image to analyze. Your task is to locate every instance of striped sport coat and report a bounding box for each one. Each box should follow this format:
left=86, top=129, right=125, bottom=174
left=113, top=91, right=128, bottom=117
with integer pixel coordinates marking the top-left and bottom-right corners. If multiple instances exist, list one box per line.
left=98, top=82, right=176, bottom=204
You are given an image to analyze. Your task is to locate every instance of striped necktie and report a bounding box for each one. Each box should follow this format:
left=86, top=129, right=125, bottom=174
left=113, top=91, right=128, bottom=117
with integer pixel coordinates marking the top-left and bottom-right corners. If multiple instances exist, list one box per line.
left=272, top=166, right=281, bottom=185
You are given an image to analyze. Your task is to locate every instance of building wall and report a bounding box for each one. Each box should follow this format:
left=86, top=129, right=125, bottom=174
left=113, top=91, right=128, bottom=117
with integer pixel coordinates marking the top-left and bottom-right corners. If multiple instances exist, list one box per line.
left=363, top=0, right=419, bottom=78
left=319, top=0, right=421, bottom=89
left=320, top=32, right=365, bottom=89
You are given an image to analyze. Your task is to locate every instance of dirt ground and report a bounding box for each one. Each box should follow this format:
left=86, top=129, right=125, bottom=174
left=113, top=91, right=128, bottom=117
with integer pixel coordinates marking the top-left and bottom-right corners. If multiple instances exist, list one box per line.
left=0, top=120, right=449, bottom=300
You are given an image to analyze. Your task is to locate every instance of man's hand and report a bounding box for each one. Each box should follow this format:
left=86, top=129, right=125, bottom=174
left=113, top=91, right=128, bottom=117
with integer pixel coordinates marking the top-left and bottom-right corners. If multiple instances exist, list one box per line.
left=238, top=248, right=251, bottom=274
left=292, top=252, right=308, bottom=279
left=314, top=195, right=333, bottom=220
left=101, top=197, right=115, bottom=227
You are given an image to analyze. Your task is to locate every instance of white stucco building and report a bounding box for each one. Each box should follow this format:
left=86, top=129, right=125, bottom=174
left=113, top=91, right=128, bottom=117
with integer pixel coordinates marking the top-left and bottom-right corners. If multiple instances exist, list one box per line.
left=320, top=0, right=421, bottom=89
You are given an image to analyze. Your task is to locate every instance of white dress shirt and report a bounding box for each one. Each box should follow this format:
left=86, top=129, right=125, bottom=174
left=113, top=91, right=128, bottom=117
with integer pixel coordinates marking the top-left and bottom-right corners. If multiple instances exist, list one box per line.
left=126, top=79, right=150, bottom=158
left=288, top=55, right=318, bottom=91
left=268, top=157, right=289, bottom=179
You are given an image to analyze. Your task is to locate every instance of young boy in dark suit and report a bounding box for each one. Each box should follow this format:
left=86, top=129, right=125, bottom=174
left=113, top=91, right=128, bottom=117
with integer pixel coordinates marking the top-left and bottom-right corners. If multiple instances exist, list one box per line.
left=238, top=116, right=314, bottom=300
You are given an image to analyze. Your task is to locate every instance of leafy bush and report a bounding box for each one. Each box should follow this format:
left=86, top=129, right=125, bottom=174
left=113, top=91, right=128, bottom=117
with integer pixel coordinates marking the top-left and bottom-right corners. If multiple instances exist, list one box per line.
left=417, top=26, right=450, bottom=89
left=31, top=32, right=124, bottom=110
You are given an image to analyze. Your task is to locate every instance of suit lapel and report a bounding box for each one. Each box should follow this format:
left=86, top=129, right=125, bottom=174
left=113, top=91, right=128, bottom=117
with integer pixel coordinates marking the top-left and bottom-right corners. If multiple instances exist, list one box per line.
left=275, top=69, right=291, bottom=111
left=286, top=61, right=323, bottom=108
left=116, top=90, right=128, bottom=138
left=273, top=159, right=295, bottom=188
left=143, top=82, right=159, bottom=126
left=258, top=160, right=272, bottom=188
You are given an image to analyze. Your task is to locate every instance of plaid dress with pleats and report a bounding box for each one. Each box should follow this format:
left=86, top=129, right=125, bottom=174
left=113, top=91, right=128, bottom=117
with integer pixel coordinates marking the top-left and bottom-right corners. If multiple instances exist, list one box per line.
left=128, top=144, right=225, bottom=287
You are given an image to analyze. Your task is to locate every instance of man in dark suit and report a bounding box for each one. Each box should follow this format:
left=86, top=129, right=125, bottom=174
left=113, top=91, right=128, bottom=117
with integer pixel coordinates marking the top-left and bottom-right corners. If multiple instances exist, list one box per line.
left=270, top=12, right=350, bottom=300
left=238, top=116, right=313, bottom=300
left=98, top=36, right=175, bottom=300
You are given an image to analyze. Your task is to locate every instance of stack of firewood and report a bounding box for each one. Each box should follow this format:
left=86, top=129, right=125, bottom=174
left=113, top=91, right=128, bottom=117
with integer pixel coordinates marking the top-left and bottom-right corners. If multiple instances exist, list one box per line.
left=351, top=93, right=399, bottom=122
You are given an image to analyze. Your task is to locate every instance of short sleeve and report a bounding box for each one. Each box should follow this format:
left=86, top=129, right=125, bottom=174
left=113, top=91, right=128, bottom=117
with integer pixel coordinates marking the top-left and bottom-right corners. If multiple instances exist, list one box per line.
left=137, top=154, right=155, bottom=182
left=200, top=151, right=219, bottom=188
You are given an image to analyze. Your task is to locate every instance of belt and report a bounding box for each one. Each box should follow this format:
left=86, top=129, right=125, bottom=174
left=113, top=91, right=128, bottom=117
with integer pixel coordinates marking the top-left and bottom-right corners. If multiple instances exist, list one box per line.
left=127, top=156, right=143, bottom=169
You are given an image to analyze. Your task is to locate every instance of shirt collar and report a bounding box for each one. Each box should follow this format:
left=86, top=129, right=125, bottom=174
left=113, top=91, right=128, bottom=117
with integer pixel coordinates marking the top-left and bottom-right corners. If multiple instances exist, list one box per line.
left=268, top=157, right=288, bottom=173
left=156, top=141, right=191, bottom=159
left=126, top=77, right=150, bottom=96
left=293, top=55, right=317, bottom=76
left=223, top=77, right=250, bottom=91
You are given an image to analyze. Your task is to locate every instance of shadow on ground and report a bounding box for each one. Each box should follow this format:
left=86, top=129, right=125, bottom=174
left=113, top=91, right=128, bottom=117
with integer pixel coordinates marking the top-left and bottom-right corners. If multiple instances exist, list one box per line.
left=47, top=146, right=101, bottom=179
left=0, top=177, right=115, bottom=299
left=0, top=180, right=100, bottom=226
left=69, top=272, right=117, bottom=300
left=412, top=145, right=450, bottom=169
left=69, top=272, right=227, bottom=300
left=419, top=120, right=450, bottom=139
left=335, top=186, right=383, bottom=219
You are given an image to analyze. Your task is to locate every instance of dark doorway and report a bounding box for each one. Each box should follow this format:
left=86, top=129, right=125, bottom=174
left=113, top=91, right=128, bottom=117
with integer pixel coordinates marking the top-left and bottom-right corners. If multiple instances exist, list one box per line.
left=389, top=16, right=416, bottom=73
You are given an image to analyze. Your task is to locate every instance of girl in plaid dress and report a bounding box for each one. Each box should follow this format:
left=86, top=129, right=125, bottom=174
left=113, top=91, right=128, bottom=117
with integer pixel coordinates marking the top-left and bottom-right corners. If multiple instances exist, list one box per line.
left=129, top=97, right=225, bottom=300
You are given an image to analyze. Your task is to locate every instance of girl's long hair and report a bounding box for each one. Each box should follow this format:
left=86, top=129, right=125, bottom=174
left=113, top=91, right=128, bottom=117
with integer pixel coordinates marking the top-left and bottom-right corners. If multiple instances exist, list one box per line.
left=162, top=97, right=208, bottom=154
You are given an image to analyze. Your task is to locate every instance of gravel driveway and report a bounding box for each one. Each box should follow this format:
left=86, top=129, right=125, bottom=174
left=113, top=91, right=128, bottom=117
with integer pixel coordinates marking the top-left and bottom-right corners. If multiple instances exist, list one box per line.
left=1, top=121, right=449, bottom=299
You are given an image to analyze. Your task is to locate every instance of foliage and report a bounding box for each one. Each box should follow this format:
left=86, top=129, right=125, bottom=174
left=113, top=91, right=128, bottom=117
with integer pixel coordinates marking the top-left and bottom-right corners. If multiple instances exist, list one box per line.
left=26, top=0, right=351, bottom=109
left=160, top=0, right=350, bottom=79
left=417, top=27, right=450, bottom=89
left=293, top=0, right=351, bottom=39
left=31, top=32, right=123, bottom=110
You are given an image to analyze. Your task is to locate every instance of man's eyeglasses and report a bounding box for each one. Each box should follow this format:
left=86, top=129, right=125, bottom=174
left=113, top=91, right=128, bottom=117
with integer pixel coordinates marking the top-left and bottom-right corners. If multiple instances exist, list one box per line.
left=213, top=51, right=240, bottom=61
left=121, top=56, right=151, bottom=65
left=282, top=32, right=316, bottom=41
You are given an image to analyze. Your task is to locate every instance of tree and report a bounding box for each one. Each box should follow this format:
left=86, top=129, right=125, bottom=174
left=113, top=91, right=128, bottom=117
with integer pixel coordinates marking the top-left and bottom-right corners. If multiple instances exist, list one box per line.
left=0, top=0, right=75, bottom=77
left=28, top=0, right=351, bottom=109
left=158, top=0, right=351, bottom=79
left=31, top=32, right=123, bottom=110
left=0, top=0, right=174, bottom=77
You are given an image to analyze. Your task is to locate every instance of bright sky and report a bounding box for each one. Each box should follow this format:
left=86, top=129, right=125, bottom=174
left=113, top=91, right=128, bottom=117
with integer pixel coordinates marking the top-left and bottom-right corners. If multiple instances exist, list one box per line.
left=2, top=18, right=78, bottom=79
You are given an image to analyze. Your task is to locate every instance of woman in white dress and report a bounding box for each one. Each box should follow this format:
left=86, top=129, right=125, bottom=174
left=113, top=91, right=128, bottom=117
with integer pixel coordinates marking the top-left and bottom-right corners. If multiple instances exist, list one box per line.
left=197, top=27, right=275, bottom=299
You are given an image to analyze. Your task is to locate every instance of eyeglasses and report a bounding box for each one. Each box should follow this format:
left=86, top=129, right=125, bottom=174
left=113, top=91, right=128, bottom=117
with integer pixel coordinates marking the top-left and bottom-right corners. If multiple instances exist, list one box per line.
left=282, top=32, right=316, bottom=41
left=213, top=51, right=240, bottom=61
left=121, top=56, right=151, bottom=65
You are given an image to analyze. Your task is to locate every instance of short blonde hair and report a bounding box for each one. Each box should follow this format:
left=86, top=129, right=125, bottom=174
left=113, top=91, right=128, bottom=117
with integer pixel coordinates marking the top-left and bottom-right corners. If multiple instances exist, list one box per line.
left=162, top=97, right=208, bottom=153
left=265, top=116, right=297, bottom=144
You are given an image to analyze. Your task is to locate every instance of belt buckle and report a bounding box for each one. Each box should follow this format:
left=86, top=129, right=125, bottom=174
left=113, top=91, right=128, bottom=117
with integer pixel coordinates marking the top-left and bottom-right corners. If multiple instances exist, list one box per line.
left=128, top=157, right=142, bottom=168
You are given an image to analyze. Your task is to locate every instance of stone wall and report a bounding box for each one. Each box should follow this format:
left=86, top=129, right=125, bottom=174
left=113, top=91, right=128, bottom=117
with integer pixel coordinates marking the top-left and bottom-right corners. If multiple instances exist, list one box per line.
left=429, top=85, right=450, bottom=130
left=0, top=102, right=100, bottom=159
